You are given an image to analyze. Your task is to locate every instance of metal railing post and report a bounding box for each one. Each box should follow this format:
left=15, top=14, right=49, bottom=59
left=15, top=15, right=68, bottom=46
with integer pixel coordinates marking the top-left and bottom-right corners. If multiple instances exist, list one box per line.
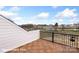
left=52, top=32, right=54, bottom=42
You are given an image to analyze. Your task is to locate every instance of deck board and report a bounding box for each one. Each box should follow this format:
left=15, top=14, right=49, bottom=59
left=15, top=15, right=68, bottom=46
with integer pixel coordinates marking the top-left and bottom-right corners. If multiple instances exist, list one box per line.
left=7, top=39, right=79, bottom=53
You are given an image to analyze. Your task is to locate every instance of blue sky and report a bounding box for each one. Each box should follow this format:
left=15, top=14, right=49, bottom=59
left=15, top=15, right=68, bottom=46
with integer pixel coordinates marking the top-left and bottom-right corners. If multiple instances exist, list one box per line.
left=0, top=6, right=79, bottom=25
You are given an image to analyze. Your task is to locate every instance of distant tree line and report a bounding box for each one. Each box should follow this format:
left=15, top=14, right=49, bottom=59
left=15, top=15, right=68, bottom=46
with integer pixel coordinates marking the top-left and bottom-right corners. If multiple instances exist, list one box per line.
left=21, top=24, right=34, bottom=29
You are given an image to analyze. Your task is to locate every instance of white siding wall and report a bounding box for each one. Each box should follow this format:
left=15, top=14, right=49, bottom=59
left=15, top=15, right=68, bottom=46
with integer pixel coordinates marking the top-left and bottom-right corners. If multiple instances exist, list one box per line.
left=0, top=16, right=40, bottom=53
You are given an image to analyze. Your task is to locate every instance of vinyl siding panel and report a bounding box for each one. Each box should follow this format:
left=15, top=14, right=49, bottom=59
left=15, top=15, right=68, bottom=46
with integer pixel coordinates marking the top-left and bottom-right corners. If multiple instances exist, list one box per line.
left=0, top=15, right=40, bottom=53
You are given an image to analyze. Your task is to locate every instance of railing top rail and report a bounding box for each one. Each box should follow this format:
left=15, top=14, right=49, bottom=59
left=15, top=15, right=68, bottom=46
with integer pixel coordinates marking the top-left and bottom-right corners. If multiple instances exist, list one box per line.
left=54, top=32, right=79, bottom=36
left=40, top=31, right=79, bottom=36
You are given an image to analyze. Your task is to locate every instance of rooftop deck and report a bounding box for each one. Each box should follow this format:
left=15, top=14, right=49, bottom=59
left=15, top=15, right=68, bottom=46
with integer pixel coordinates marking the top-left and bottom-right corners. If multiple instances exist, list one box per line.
left=7, top=39, right=79, bottom=53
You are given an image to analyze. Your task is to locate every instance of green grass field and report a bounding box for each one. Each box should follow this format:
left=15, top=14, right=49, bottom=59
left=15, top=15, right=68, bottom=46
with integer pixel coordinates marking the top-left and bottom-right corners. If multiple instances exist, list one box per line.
left=40, top=29, right=79, bottom=38
left=56, top=30, right=79, bottom=35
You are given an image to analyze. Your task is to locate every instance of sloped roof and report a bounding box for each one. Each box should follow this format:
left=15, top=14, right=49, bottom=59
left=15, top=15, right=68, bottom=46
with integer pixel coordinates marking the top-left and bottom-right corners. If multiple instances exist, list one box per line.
left=0, top=14, right=17, bottom=25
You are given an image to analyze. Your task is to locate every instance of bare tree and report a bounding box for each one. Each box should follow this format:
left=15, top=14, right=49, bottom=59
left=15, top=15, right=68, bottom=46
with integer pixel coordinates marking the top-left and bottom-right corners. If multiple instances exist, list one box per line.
left=54, top=23, right=58, bottom=31
left=61, top=24, right=65, bottom=31
left=21, top=24, right=34, bottom=30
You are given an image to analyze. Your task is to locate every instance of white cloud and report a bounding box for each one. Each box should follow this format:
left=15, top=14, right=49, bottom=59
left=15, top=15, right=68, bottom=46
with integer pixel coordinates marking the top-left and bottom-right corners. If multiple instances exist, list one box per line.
left=0, top=11, right=18, bottom=17
left=62, top=8, right=77, bottom=18
left=13, top=17, right=22, bottom=21
left=52, top=8, right=78, bottom=24
left=0, top=6, right=22, bottom=24
left=0, top=6, right=32, bottom=25
left=26, top=12, right=50, bottom=24
left=55, top=8, right=77, bottom=19
left=52, top=19, right=63, bottom=25
left=27, top=21, right=34, bottom=24
left=12, top=16, right=35, bottom=25
left=0, top=6, right=19, bottom=17
left=12, top=16, right=27, bottom=25
left=36, top=12, right=49, bottom=19
left=59, top=19, right=63, bottom=22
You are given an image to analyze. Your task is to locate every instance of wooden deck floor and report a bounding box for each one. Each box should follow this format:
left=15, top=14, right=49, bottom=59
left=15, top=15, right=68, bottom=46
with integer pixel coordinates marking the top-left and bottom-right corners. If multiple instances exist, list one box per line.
left=7, top=39, right=79, bottom=53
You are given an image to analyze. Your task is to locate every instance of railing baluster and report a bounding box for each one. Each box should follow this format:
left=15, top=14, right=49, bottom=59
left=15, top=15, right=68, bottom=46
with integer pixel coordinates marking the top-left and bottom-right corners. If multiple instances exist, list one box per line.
left=52, top=32, right=79, bottom=49
left=68, top=35, right=69, bottom=46
left=67, top=35, right=69, bottom=45
left=76, top=36, right=78, bottom=48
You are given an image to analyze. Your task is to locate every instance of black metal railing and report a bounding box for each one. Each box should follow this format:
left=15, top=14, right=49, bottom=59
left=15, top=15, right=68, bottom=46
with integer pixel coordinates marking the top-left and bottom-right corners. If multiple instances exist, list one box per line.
left=40, top=31, right=52, bottom=41
left=40, top=31, right=79, bottom=48
left=52, top=32, right=79, bottom=48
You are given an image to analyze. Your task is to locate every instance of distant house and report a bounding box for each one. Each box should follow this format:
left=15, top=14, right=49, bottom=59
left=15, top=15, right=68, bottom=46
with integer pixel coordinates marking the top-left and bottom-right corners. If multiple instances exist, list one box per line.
left=45, top=25, right=54, bottom=31
left=58, top=24, right=79, bottom=31
left=33, top=24, right=54, bottom=31
left=72, top=24, right=79, bottom=31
